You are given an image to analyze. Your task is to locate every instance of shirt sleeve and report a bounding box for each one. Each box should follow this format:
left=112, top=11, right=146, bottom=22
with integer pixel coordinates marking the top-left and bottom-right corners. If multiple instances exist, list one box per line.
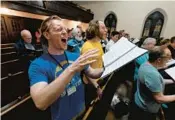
left=28, top=61, right=48, bottom=86
left=143, top=72, right=163, bottom=93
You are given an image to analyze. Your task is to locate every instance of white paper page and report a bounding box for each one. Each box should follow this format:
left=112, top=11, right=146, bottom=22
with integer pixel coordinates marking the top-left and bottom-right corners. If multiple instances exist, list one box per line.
left=103, top=37, right=135, bottom=67
left=166, top=59, right=175, bottom=67
left=101, top=47, right=147, bottom=78
left=165, top=66, right=175, bottom=80
left=132, top=38, right=140, bottom=44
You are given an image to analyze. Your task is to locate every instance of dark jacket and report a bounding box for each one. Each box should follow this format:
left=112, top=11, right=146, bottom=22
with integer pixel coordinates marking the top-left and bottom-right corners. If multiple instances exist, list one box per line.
left=14, top=39, right=35, bottom=56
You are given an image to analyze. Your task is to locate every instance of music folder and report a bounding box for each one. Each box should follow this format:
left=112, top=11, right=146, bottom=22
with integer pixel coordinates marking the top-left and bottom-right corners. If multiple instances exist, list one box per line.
left=166, top=59, right=175, bottom=67
left=165, top=66, right=175, bottom=80
left=101, top=37, right=148, bottom=78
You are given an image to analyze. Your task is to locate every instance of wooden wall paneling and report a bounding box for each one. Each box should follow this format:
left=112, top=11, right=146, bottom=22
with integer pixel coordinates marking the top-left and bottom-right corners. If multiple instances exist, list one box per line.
left=28, top=1, right=45, bottom=8
left=1, top=16, right=10, bottom=44
left=4, top=15, right=25, bottom=43
left=2, top=1, right=93, bottom=23
left=1, top=77, right=14, bottom=107
left=23, top=18, right=42, bottom=44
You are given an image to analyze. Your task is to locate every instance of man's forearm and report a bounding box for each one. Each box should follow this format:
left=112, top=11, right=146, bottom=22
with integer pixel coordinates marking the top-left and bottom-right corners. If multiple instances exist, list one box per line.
left=164, top=79, right=174, bottom=85
left=31, top=67, right=76, bottom=110
left=86, top=67, right=104, bottom=79
left=154, top=93, right=175, bottom=104
left=158, top=95, right=175, bottom=103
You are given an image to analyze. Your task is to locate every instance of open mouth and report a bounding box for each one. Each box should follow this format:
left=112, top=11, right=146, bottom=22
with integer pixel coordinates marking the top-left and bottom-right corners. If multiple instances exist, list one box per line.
left=61, top=39, right=67, bottom=43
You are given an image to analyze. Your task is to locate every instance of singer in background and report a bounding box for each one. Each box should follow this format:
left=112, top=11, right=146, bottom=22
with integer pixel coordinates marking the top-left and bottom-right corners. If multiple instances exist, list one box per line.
left=67, top=27, right=84, bottom=54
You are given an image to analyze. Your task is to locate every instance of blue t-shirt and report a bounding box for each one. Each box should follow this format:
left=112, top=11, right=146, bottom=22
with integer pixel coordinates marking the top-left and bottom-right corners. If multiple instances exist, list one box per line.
left=28, top=51, right=85, bottom=120
left=67, top=38, right=84, bottom=54
left=135, top=62, right=165, bottom=113
left=134, top=53, right=149, bottom=81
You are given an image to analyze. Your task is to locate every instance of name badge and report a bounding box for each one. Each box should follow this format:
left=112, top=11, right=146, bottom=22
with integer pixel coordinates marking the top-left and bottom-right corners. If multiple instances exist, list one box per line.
left=67, top=86, right=76, bottom=96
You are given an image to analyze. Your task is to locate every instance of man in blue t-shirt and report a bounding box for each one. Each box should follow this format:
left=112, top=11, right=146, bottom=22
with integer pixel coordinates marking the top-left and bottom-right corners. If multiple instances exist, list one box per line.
left=129, top=47, right=175, bottom=120
left=29, top=15, right=104, bottom=120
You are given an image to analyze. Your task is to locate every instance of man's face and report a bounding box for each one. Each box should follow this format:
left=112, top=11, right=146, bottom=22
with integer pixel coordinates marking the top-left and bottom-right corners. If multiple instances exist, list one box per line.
left=171, top=41, right=175, bottom=48
left=99, top=21, right=107, bottom=40
left=75, top=28, right=82, bottom=41
left=112, top=34, right=119, bottom=42
left=46, top=20, right=68, bottom=50
left=147, top=41, right=156, bottom=50
left=23, top=33, right=32, bottom=43
left=158, top=48, right=172, bottom=67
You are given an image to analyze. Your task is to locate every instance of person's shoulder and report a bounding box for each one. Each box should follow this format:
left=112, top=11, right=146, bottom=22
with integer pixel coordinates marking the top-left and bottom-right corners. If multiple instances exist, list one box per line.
left=82, top=41, right=94, bottom=49
left=140, top=63, right=158, bottom=75
left=136, top=53, right=148, bottom=62
left=30, top=54, right=50, bottom=67
left=81, top=41, right=94, bottom=54
left=68, top=38, right=76, bottom=46
left=140, top=62, right=150, bottom=68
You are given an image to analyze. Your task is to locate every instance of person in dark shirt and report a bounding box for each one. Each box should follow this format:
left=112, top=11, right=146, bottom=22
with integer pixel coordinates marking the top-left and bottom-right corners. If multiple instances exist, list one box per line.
left=15, top=29, right=36, bottom=56
left=168, top=36, right=175, bottom=59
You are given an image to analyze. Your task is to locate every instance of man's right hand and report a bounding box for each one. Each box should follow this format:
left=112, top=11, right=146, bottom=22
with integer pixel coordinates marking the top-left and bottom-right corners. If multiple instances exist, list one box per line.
left=68, top=49, right=99, bottom=73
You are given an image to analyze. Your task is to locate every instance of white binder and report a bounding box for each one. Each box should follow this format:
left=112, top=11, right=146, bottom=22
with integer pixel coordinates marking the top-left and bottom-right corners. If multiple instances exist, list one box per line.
left=165, top=66, right=175, bottom=80
left=101, top=37, right=148, bottom=78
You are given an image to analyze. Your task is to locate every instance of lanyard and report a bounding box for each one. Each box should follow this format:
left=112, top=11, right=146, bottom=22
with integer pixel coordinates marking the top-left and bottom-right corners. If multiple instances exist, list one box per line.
left=48, top=51, right=69, bottom=70
left=48, top=51, right=74, bottom=87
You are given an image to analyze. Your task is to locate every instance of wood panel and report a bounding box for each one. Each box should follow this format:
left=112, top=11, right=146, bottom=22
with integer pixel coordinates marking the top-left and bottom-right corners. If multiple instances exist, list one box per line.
left=1, top=16, right=10, bottom=44
left=1, top=1, right=93, bottom=23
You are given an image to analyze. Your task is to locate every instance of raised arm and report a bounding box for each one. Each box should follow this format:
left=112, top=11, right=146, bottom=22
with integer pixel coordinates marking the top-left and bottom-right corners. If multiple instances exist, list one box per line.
left=30, top=49, right=99, bottom=110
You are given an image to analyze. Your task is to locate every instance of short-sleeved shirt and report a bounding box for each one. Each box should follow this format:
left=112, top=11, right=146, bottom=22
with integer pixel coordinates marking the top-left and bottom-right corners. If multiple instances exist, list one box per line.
left=134, top=53, right=149, bottom=81
left=105, top=39, right=115, bottom=52
left=68, top=38, right=84, bottom=54
left=28, top=51, right=85, bottom=120
left=81, top=40, right=104, bottom=83
left=81, top=40, right=104, bottom=69
left=135, top=62, right=165, bottom=113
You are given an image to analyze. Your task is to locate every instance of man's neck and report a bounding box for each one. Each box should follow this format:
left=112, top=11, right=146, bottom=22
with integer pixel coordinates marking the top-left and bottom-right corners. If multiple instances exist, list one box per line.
left=149, top=62, right=158, bottom=68
left=149, top=61, right=164, bottom=69
left=48, top=46, right=64, bottom=55
left=91, top=37, right=101, bottom=42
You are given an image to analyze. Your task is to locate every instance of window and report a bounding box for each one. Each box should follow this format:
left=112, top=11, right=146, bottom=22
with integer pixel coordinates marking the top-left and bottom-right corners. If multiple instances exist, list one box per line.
left=142, top=11, right=164, bottom=39
left=104, top=13, right=117, bottom=38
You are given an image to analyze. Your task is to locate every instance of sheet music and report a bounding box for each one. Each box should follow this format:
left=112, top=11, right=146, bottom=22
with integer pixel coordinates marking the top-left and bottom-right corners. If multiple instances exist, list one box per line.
left=165, top=66, right=175, bottom=80
left=166, top=59, right=175, bottom=67
left=132, top=38, right=140, bottom=44
left=101, top=37, right=148, bottom=78
left=103, top=37, right=135, bottom=67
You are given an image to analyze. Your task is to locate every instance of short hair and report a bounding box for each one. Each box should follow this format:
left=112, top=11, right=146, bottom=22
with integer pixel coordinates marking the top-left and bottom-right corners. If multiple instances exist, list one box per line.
left=148, top=46, right=165, bottom=63
left=111, top=31, right=119, bottom=37
left=72, top=28, right=81, bottom=37
left=40, top=15, right=61, bottom=34
left=40, top=15, right=61, bottom=45
left=86, top=20, right=100, bottom=40
left=20, top=29, right=31, bottom=38
left=170, top=36, right=175, bottom=43
left=160, top=39, right=170, bottom=45
left=142, top=37, right=156, bottom=46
